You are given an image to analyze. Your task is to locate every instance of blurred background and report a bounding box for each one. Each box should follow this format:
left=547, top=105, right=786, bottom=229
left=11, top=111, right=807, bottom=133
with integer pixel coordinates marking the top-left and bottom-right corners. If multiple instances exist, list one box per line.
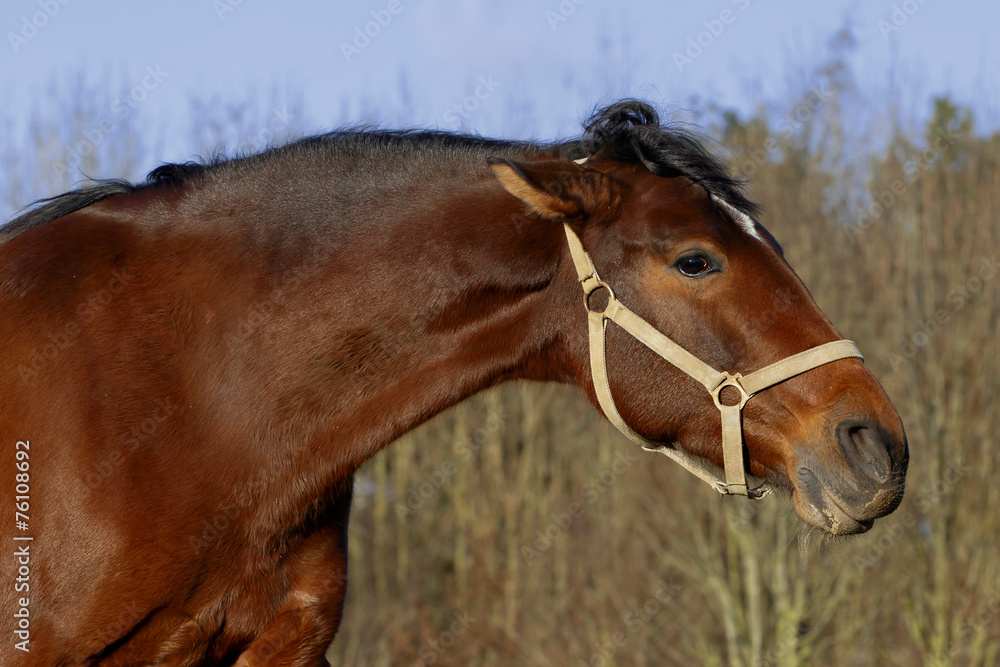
left=2, top=1, right=998, bottom=664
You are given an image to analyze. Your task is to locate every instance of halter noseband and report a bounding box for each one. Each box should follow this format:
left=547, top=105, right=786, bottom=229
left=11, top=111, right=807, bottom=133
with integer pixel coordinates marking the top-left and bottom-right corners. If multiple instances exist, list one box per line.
left=563, top=223, right=863, bottom=499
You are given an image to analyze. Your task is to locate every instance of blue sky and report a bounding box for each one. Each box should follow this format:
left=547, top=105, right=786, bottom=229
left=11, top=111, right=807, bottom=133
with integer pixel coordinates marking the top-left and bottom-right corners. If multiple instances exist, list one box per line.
left=1, top=0, right=996, bottom=197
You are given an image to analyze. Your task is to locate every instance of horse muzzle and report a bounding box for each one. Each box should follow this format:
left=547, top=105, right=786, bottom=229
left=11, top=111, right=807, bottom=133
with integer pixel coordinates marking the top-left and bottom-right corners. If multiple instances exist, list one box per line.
left=791, top=417, right=908, bottom=534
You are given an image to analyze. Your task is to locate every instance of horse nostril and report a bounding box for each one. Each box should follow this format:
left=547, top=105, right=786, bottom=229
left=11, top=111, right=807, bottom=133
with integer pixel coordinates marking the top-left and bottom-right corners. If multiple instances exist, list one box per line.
left=835, top=419, right=892, bottom=484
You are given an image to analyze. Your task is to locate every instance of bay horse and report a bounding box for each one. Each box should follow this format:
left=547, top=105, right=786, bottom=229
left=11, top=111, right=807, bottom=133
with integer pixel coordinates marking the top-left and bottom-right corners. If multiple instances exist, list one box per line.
left=0, top=100, right=907, bottom=665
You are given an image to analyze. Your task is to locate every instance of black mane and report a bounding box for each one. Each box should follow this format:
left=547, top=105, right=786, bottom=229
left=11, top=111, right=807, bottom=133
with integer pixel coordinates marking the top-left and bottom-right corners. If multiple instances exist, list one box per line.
left=0, top=180, right=137, bottom=245
left=574, top=99, right=759, bottom=216
left=1, top=100, right=757, bottom=245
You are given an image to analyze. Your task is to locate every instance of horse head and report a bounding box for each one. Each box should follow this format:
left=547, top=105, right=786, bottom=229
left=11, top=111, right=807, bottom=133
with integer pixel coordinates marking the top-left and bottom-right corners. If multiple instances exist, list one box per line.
left=490, top=101, right=907, bottom=534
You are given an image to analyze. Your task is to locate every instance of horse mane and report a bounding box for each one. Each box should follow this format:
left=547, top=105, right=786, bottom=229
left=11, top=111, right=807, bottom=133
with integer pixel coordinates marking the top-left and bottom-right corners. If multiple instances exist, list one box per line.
left=574, top=99, right=759, bottom=216
left=1, top=99, right=756, bottom=245
left=0, top=180, right=136, bottom=245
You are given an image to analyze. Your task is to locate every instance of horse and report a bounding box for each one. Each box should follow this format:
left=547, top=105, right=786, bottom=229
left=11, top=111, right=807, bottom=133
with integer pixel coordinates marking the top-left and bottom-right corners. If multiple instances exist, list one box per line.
left=0, top=100, right=907, bottom=665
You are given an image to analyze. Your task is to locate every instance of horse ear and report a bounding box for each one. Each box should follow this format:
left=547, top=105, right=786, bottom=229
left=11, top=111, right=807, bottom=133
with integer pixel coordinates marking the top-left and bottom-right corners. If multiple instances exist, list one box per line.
left=487, top=157, right=617, bottom=220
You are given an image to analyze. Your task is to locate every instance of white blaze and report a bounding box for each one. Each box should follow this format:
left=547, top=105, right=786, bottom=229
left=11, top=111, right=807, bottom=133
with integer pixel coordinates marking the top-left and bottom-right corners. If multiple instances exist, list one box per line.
left=712, top=195, right=763, bottom=242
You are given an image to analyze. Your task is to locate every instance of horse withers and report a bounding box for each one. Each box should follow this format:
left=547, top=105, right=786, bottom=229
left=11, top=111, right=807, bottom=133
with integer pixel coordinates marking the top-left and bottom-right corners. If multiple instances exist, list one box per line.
left=0, top=100, right=907, bottom=665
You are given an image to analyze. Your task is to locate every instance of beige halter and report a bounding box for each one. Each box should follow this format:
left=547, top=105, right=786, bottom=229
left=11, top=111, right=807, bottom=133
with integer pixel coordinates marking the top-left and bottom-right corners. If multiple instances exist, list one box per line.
left=563, top=223, right=863, bottom=499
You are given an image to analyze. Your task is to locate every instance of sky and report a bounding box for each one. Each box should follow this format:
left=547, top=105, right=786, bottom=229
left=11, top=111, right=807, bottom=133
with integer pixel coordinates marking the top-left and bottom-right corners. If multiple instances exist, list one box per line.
left=0, top=0, right=997, bottom=205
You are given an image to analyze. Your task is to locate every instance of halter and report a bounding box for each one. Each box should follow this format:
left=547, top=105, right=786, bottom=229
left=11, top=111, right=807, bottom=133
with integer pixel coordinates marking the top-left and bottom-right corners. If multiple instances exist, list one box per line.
left=563, top=223, right=863, bottom=499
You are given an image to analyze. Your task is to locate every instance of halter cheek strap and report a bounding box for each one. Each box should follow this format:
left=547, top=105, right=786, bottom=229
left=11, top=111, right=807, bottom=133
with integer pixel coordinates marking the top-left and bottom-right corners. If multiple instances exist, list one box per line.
left=563, top=223, right=864, bottom=499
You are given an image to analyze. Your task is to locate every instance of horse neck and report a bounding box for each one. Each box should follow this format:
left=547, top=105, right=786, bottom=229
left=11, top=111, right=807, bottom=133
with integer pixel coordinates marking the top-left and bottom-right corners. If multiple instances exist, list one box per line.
left=232, top=160, right=572, bottom=476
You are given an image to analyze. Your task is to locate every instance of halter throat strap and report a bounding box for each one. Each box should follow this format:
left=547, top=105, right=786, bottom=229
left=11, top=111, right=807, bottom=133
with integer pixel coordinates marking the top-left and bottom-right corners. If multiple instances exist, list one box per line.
left=563, top=223, right=863, bottom=498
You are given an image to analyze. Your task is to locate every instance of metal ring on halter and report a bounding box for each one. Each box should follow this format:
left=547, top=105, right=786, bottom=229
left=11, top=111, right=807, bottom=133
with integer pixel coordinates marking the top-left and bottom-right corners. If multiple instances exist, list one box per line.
left=582, top=275, right=616, bottom=314
left=711, top=372, right=750, bottom=411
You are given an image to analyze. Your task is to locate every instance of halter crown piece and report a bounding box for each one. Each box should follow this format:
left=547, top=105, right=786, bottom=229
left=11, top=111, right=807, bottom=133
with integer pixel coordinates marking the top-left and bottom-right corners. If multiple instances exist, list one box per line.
left=562, top=223, right=864, bottom=499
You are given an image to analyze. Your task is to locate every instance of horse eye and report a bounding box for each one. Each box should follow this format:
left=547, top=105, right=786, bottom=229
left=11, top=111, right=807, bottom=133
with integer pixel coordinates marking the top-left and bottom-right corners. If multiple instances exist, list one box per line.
left=676, top=254, right=714, bottom=277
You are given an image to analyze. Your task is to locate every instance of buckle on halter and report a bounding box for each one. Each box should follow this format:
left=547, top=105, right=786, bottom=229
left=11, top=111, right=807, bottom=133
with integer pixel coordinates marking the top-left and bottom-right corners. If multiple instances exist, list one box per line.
left=581, top=274, right=616, bottom=314
left=711, top=372, right=750, bottom=411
